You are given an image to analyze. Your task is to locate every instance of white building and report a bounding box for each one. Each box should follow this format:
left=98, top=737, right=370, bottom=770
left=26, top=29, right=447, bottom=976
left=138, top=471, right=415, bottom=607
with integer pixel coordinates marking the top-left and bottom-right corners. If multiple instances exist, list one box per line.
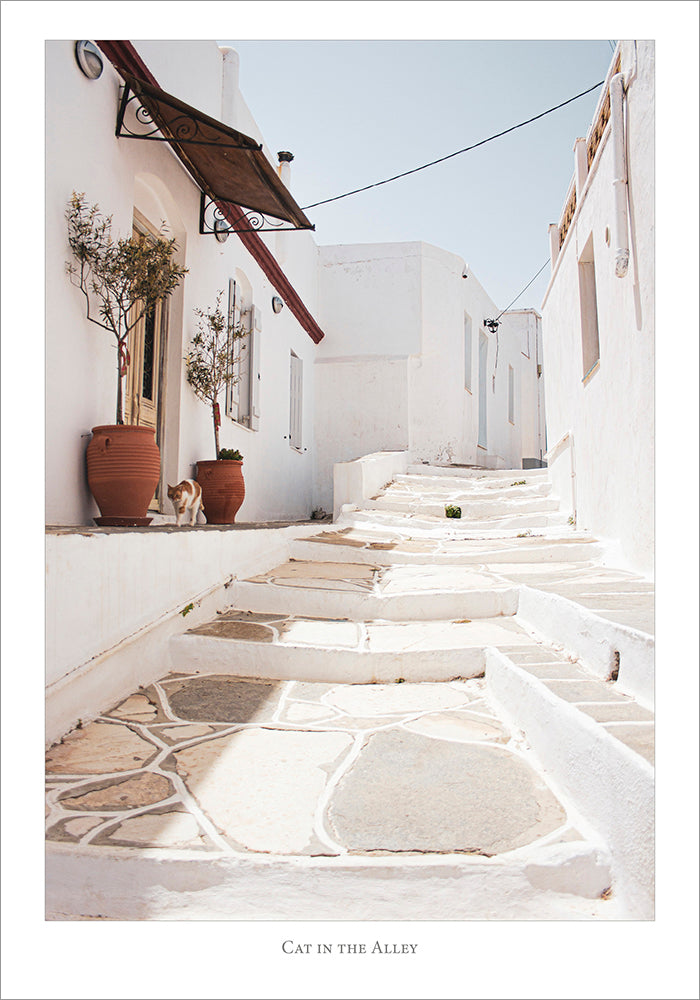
left=540, top=41, right=654, bottom=574
left=46, top=39, right=546, bottom=528
left=46, top=40, right=323, bottom=527
left=314, top=241, right=545, bottom=512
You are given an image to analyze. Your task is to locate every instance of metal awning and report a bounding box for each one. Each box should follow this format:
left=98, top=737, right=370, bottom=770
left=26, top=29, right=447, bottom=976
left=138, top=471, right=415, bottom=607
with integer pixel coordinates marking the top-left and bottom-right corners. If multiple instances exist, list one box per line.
left=116, top=72, right=314, bottom=234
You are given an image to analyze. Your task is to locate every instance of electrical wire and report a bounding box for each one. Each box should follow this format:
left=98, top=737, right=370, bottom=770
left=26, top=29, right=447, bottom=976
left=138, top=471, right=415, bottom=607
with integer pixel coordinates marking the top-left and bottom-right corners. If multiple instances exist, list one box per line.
left=495, top=258, right=551, bottom=320
left=301, top=79, right=605, bottom=211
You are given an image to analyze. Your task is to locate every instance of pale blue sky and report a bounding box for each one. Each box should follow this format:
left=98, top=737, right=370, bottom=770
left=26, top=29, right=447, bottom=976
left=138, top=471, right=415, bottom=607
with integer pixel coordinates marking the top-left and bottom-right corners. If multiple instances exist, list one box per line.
left=225, top=39, right=615, bottom=310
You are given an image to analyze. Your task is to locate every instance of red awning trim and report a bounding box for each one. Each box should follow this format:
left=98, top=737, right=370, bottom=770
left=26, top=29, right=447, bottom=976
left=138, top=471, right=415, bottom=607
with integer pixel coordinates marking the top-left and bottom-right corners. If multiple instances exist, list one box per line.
left=96, top=40, right=324, bottom=344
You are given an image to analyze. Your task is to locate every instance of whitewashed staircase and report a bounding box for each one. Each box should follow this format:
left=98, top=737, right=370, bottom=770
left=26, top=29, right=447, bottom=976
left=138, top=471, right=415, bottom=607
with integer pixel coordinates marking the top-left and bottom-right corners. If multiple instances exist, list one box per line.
left=47, top=464, right=653, bottom=920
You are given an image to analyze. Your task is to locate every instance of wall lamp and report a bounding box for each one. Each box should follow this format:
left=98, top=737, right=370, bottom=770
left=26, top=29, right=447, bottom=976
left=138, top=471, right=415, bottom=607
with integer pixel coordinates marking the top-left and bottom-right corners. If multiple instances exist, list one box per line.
left=75, top=41, right=104, bottom=79
left=484, top=318, right=500, bottom=334
left=271, top=296, right=284, bottom=314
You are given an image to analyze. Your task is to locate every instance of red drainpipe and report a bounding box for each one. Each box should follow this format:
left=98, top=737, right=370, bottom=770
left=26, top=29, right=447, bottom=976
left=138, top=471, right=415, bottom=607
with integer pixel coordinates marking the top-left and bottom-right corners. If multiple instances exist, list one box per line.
left=96, top=40, right=324, bottom=344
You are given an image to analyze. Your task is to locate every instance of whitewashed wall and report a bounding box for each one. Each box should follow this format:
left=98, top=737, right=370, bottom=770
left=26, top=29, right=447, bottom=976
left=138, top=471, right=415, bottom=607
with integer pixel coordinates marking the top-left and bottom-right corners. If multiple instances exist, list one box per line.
left=540, top=41, right=654, bottom=573
left=314, top=241, right=543, bottom=509
left=46, top=40, right=320, bottom=526
left=498, top=309, right=547, bottom=465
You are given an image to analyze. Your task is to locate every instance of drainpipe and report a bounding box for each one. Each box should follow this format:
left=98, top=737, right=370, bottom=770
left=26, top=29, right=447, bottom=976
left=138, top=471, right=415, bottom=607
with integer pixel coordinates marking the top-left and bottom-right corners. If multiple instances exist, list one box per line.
left=610, top=72, right=629, bottom=277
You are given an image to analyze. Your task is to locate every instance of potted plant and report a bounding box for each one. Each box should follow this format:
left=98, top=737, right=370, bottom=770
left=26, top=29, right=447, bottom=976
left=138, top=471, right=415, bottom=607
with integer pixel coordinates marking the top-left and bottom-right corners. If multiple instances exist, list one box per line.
left=66, top=192, right=188, bottom=525
left=185, top=292, right=247, bottom=524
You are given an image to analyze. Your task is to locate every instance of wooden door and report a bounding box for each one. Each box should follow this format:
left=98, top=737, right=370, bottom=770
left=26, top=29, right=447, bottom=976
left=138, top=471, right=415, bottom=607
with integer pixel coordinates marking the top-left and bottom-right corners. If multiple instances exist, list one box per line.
left=124, top=217, right=168, bottom=511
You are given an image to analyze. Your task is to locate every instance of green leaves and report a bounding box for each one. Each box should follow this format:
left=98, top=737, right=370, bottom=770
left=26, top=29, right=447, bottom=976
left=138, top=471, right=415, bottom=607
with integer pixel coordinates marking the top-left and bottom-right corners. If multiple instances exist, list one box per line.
left=65, top=192, right=188, bottom=423
left=184, top=290, right=248, bottom=455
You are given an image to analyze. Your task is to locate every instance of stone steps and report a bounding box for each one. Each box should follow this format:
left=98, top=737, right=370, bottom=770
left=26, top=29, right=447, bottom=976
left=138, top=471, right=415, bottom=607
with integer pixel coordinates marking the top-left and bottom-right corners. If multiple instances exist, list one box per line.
left=289, top=530, right=605, bottom=566
left=169, top=612, right=538, bottom=683
left=406, top=465, right=550, bottom=480
left=358, top=495, right=561, bottom=518
left=46, top=463, right=653, bottom=920
left=227, top=559, right=518, bottom=621
left=46, top=671, right=617, bottom=920
left=340, top=506, right=572, bottom=535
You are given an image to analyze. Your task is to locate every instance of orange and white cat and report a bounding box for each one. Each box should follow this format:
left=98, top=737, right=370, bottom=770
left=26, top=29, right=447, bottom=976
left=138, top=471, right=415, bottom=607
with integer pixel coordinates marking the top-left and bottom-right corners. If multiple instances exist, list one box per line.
left=167, top=479, right=205, bottom=526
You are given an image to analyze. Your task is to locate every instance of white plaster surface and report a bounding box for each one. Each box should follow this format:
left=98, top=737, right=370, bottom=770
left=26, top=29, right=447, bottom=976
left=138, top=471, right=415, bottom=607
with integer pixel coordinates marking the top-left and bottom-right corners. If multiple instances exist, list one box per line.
left=540, top=41, right=654, bottom=573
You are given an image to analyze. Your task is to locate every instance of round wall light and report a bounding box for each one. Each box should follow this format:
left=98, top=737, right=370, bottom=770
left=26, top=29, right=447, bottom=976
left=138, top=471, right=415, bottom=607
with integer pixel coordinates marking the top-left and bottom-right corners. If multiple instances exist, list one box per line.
left=214, top=218, right=231, bottom=244
left=75, top=41, right=104, bottom=80
left=271, top=296, right=284, bottom=314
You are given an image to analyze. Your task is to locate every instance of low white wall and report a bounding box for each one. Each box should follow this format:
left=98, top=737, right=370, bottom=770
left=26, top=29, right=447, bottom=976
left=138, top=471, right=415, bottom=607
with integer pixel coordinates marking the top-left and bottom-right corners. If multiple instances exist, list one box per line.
left=313, top=357, right=409, bottom=514
left=516, top=585, right=654, bottom=709
left=486, top=648, right=654, bottom=918
left=46, top=524, right=320, bottom=742
left=332, top=451, right=408, bottom=521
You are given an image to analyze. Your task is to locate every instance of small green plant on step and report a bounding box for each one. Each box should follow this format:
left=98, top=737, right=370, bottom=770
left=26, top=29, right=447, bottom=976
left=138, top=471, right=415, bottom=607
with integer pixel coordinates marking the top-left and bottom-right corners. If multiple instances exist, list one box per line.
left=511, top=479, right=527, bottom=486
left=445, top=505, right=462, bottom=518
left=568, top=515, right=576, bottom=525
left=516, top=530, right=532, bottom=538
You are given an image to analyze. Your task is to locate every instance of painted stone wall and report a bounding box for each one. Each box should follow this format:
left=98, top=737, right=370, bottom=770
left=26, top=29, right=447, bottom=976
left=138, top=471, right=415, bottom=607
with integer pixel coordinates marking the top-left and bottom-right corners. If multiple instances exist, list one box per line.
left=46, top=40, right=321, bottom=526
left=314, top=240, right=545, bottom=509
left=540, top=41, right=654, bottom=573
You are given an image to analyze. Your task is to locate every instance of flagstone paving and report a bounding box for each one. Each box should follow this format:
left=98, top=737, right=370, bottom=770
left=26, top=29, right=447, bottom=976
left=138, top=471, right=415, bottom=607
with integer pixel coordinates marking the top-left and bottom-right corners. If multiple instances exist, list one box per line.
left=46, top=464, right=654, bottom=918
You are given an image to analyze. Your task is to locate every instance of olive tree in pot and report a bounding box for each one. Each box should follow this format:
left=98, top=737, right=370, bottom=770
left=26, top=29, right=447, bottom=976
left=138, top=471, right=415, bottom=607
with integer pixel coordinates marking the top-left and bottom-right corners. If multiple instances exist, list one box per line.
left=66, top=191, right=188, bottom=525
left=185, top=291, right=248, bottom=524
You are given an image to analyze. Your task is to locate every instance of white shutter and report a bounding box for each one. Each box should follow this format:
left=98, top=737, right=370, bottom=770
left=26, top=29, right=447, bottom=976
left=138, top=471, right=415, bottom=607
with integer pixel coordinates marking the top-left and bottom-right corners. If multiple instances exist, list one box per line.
left=249, top=305, right=261, bottom=430
left=289, top=352, right=303, bottom=450
left=226, top=279, right=239, bottom=419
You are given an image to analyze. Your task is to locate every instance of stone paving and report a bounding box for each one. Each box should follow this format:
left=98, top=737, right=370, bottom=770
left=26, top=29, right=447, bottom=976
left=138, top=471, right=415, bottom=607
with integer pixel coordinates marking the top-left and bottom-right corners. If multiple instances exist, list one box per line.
left=47, top=673, right=585, bottom=856
left=46, top=464, right=654, bottom=918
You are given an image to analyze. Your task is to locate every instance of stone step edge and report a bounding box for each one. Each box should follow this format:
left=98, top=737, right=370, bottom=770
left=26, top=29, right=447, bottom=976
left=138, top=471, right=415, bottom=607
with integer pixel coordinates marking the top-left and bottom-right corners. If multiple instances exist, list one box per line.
left=484, top=647, right=653, bottom=919
left=516, top=586, right=654, bottom=708
left=290, top=538, right=604, bottom=566
left=169, top=632, right=487, bottom=683
left=406, top=466, right=549, bottom=479
left=227, top=580, right=519, bottom=620
left=45, top=836, right=613, bottom=920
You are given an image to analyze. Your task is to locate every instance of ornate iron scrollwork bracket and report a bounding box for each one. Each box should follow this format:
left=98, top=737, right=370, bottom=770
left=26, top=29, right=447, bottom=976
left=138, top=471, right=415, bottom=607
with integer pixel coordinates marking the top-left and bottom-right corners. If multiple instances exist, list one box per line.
left=199, top=192, right=315, bottom=237
left=115, top=84, right=263, bottom=149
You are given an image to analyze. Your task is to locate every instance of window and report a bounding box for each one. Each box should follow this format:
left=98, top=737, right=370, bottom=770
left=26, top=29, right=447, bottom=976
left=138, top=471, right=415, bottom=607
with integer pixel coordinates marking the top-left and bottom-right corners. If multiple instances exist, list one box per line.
left=289, top=351, right=303, bottom=450
left=508, top=365, right=515, bottom=424
left=464, top=313, right=473, bottom=392
left=578, top=233, right=600, bottom=382
left=225, top=277, right=260, bottom=429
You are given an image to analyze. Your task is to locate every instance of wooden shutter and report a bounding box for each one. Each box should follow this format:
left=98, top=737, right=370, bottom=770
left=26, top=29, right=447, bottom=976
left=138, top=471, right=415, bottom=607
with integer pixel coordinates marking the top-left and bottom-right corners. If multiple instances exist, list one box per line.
left=226, top=278, right=239, bottom=419
left=289, top=352, right=303, bottom=450
left=249, top=305, right=261, bottom=430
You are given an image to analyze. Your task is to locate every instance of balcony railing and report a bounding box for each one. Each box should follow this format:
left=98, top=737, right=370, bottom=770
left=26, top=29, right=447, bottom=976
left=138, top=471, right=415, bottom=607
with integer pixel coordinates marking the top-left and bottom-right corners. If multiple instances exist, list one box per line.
left=557, top=50, right=622, bottom=249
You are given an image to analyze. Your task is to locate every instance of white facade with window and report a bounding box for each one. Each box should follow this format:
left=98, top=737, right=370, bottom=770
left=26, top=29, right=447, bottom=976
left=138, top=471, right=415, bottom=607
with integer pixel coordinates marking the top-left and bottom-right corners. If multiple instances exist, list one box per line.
left=46, top=40, right=320, bottom=526
left=540, top=41, right=654, bottom=572
left=314, top=241, right=546, bottom=512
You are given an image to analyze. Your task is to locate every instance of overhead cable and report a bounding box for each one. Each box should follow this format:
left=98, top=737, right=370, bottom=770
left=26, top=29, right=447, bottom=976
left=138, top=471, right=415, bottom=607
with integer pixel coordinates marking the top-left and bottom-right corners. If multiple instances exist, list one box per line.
left=496, top=258, right=551, bottom=320
left=301, top=79, right=605, bottom=211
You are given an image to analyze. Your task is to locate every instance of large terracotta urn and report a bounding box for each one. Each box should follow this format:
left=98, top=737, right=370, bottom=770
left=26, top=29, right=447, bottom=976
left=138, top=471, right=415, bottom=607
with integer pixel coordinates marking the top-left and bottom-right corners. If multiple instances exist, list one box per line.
left=196, top=459, right=245, bottom=524
left=86, top=425, right=160, bottom=526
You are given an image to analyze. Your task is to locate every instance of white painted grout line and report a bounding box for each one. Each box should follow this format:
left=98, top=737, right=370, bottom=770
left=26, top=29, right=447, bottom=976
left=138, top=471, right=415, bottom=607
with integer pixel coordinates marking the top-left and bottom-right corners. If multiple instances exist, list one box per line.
left=271, top=680, right=296, bottom=724
left=152, top=682, right=181, bottom=722
left=313, top=733, right=367, bottom=855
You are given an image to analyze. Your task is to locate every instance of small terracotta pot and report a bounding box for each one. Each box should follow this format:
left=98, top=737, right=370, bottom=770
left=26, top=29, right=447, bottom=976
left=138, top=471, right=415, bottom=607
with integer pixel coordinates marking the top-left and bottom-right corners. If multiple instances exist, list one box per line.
left=196, top=460, right=245, bottom=524
left=86, top=425, right=160, bottom=526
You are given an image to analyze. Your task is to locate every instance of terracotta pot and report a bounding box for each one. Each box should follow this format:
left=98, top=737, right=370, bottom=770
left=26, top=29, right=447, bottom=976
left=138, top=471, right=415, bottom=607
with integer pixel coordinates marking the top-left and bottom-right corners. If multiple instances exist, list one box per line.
left=196, top=459, right=245, bottom=524
left=86, top=425, right=160, bottom=526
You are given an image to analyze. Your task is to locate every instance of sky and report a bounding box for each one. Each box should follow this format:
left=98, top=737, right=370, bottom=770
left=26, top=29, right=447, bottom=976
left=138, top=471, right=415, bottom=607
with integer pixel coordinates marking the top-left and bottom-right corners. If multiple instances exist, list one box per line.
left=223, top=39, right=615, bottom=310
